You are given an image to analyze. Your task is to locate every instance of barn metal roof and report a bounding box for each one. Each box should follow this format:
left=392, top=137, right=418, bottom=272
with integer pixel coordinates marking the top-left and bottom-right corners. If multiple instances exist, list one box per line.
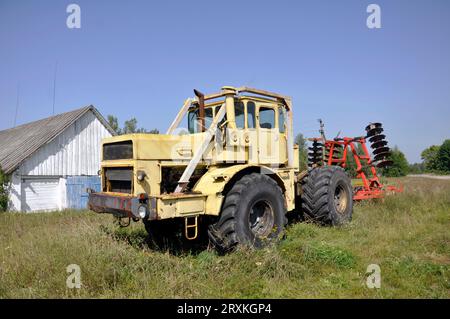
left=0, top=105, right=116, bottom=174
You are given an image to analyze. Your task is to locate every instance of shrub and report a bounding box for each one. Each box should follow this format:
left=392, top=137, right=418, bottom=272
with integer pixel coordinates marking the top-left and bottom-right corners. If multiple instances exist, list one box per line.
left=382, top=147, right=409, bottom=177
left=436, top=140, right=450, bottom=173
left=0, top=167, right=9, bottom=212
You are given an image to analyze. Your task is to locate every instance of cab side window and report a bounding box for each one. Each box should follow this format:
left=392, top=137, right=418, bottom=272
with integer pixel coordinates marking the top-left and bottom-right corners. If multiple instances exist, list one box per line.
left=235, top=101, right=245, bottom=129
left=188, top=109, right=198, bottom=133
left=247, top=101, right=256, bottom=129
left=259, top=107, right=275, bottom=129
left=204, top=107, right=213, bottom=129
left=278, top=107, right=286, bottom=133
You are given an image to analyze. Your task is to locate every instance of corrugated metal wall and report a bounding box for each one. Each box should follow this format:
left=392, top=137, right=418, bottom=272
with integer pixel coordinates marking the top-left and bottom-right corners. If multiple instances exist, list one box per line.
left=19, top=111, right=112, bottom=176
left=8, top=172, right=21, bottom=211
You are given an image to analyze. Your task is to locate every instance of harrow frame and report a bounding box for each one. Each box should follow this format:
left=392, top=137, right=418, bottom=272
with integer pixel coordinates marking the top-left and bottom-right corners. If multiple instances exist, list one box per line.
left=323, top=137, right=403, bottom=200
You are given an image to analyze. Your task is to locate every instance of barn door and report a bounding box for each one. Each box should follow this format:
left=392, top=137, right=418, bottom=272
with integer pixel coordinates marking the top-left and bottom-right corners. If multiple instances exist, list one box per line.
left=66, top=176, right=101, bottom=209
left=21, top=178, right=59, bottom=212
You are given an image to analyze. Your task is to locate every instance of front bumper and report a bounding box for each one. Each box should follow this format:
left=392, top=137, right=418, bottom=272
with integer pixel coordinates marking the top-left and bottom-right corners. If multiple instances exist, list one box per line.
left=88, top=192, right=157, bottom=220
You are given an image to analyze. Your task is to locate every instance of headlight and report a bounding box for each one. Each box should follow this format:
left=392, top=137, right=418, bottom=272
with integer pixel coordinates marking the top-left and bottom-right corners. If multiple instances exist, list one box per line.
left=138, top=205, right=147, bottom=219
left=137, top=170, right=146, bottom=182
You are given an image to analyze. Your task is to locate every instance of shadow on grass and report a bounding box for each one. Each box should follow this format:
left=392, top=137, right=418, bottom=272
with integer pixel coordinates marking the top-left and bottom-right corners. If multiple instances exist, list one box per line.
left=99, top=224, right=210, bottom=256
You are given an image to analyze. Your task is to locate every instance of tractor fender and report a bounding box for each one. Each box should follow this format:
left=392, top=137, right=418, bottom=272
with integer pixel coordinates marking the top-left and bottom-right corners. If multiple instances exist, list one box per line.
left=192, top=164, right=287, bottom=216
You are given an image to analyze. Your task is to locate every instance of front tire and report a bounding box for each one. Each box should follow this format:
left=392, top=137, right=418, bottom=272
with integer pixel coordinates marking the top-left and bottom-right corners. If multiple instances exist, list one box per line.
left=208, top=173, right=287, bottom=252
left=301, top=166, right=353, bottom=226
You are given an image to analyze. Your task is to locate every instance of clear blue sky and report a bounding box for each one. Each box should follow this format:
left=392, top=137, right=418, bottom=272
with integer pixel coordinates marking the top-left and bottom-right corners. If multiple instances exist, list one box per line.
left=1, top=0, right=449, bottom=163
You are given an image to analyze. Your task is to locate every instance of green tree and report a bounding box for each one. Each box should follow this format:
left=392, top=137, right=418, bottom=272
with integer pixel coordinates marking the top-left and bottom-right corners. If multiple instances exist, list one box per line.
left=344, top=147, right=358, bottom=178
left=340, top=144, right=375, bottom=178
left=123, top=118, right=144, bottom=134
left=436, top=139, right=450, bottom=173
left=107, top=115, right=122, bottom=135
left=107, top=115, right=158, bottom=135
left=409, top=162, right=425, bottom=174
left=381, top=146, right=409, bottom=177
left=294, top=133, right=308, bottom=171
left=0, top=167, right=9, bottom=212
left=421, top=145, right=440, bottom=171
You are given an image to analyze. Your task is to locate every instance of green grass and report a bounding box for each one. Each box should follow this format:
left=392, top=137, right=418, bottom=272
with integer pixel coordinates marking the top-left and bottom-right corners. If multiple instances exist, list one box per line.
left=0, top=177, right=449, bottom=298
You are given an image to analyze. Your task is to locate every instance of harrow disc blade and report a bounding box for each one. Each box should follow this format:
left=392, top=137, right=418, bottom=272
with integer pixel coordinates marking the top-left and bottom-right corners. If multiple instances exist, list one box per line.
left=371, top=140, right=388, bottom=149
left=376, top=160, right=393, bottom=168
left=366, top=127, right=384, bottom=137
left=369, top=134, right=386, bottom=143
left=373, top=146, right=391, bottom=155
left=374, top=151, right=391, bottom=161
left=365, top=122, right=383, bottom=132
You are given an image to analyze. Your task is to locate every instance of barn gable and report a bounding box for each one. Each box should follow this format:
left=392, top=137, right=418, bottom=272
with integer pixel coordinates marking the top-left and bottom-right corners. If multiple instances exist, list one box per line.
left=0, top=106, right=115, bottom=175
left=19, top=110, right=112, bottom=176
left=0, top=106, right=115, bottom=212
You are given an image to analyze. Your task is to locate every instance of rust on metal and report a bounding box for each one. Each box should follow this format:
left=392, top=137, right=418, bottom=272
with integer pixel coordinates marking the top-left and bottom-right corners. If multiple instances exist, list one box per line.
left=194, top=89, right=205, bottom=132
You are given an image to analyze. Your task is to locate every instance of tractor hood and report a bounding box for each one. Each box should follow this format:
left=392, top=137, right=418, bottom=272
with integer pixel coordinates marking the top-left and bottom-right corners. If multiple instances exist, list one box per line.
left=101, top=133, right=208, bottom=161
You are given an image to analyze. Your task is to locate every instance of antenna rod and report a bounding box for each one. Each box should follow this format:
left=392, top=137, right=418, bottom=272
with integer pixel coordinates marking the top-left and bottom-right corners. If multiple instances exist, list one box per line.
left=14, top=82, right=20, bottom=127
left=52, top=61, right=58, bottom=115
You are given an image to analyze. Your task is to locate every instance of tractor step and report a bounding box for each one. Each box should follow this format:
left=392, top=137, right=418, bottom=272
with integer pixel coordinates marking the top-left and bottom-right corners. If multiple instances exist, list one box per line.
left=184, top=216, right=198, bottom=240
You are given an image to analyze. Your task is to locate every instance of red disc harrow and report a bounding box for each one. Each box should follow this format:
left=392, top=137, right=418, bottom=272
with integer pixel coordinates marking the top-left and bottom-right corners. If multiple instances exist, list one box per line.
left=308, top=122, right=403, bottom=200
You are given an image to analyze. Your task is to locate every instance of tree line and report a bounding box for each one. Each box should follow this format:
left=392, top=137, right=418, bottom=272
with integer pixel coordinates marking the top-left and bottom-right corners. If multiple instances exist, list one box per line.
left=412, top=140, right=450, bottom=174
left=107, top=115, right=159, bottom=135
left=295, top=133, right=449, bottom=177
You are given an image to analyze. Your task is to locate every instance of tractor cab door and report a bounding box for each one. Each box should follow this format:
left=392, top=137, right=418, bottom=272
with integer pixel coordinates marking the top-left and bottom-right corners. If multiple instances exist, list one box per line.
left=256, top=103, right=287, bottom=165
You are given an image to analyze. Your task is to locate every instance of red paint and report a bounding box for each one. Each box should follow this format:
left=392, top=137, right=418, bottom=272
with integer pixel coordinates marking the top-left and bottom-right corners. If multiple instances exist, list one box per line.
left=322, top=137, right=403, bottom=200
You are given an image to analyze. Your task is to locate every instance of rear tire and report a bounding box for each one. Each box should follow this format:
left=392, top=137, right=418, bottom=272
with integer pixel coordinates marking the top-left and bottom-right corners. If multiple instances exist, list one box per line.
left=301, top=166, right=353, bottom=226
left=208, top=173, right=287, bottom=252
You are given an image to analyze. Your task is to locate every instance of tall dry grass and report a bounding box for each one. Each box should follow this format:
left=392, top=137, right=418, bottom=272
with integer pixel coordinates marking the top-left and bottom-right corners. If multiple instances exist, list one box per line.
left=0, top=177, right=448, bottom=298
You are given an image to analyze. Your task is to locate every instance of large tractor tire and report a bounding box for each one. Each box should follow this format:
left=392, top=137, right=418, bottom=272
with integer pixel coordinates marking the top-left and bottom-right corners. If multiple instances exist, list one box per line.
left=301, top=166, right=353, bottom=226
left=208, top=173, right=287, bottom=252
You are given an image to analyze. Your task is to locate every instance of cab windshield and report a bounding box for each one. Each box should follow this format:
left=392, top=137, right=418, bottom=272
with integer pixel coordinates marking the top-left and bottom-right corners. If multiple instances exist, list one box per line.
left=188, top=107, right=214, bottom=133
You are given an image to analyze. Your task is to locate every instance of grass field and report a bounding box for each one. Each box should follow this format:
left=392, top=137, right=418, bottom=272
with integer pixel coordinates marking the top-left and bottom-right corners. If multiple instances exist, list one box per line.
left=0, top=177, right=449, bottom=298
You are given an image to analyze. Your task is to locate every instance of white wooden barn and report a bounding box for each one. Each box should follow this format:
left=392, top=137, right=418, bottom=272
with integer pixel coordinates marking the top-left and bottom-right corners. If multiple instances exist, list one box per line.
left=0, top=106, right=115, bottom=212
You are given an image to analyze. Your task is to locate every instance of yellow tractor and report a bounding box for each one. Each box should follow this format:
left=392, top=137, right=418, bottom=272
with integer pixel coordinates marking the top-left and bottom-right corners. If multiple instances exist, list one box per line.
left=88, top=86, right=353, bottom=251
